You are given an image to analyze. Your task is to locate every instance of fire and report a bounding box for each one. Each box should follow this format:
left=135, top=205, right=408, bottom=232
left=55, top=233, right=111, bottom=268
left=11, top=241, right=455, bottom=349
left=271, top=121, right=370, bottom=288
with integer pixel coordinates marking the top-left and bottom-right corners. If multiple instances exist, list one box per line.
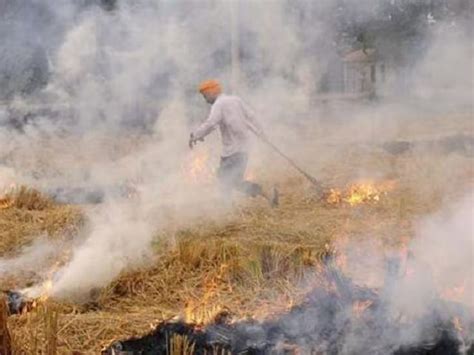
left=6, top=271, right=58, bottom=315
left=0, top=183, right=18, bottom=209
left=326, top=188, right=342, bottom=204
left=182, top=149, right=215, bottom=185
left=184, top=276, right=219, bottom=325
left=184, top=303, right=224, bottom=327
left=325, top=180, right=397, bottom=206
left=345, top=183, right=381, bottom=206
left=37, top=279, right=54, bottom=303
left=0, top=197, right=13, bottom=209
left=22, top=251, right=70, bottom=307
left=352, top=300, right=373, bottom=317
left=452, top=317, right=464, bottom=334
left=183, top=264, right=229, bottom=325
left=23, top=277, right=55, bottom=307
left=245, top=169, right=256, bottom=181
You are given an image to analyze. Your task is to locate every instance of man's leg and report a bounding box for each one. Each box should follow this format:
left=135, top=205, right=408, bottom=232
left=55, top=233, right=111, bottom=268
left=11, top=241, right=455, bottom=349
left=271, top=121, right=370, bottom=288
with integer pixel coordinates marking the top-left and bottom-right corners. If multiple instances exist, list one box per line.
left=231, top=153, right=279, bottom=207
left=238, top=181, right=263, bottom=197
left=238, top=181, right=279, bottom=207
left=218, top=153, right=254, bottom=198
left=217, top=155, right=235, bottom=203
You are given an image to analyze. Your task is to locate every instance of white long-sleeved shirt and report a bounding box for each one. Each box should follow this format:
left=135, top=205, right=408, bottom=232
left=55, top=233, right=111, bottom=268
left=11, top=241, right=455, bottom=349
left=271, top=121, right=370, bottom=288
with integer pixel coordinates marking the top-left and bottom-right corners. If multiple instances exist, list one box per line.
left=193, top=94, right=263, bottom=157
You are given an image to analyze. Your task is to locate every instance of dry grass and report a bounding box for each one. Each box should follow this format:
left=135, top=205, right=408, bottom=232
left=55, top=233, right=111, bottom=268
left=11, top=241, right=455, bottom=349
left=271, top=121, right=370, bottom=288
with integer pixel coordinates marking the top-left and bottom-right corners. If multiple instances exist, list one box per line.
left=167, top=334, right=196, bottom=355
left=0, top=296, right=12, bottom=354
left=0, top=187, right=83, bottom=259
left=2, top=132, right=473, bottom=353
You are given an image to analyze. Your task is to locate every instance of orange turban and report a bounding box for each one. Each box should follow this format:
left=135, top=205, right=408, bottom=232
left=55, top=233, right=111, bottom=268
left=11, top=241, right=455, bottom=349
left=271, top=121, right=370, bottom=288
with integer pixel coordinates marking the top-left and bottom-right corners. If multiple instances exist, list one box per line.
left=198, top=79, right=222, bottom=95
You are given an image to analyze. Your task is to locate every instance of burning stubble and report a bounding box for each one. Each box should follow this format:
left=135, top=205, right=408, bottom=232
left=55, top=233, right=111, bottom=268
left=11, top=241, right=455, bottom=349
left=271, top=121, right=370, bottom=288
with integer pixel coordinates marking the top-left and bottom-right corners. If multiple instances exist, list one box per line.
left=0, top=1, right=472, bottom=353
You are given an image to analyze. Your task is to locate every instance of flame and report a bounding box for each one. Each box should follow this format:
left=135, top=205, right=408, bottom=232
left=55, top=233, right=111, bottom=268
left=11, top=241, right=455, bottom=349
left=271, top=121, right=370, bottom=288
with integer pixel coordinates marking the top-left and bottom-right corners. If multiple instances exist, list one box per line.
left=184, top=263, right=229, bottom=325
left=0, top=183, right=18, bottom=209
left=326, top=188, right=342, bottom=204
left=38, top=252, right=71, bottom=301
left=326, top=180, right=397, bottom=206
left=37, top=279, right=54, bottom=303
left=184, top=303, right=224, bottom=327
left=0, top=197, right=13, bottom=209
left=245, top=169, right=256, bottom=181
left=345, top=183, right=381, bottom=206
left=25, top=275, right=56, bottom=305
left=452, top=317, right=464, bottom=334
left=182, top=150, right=215, bottom=185
left=352, top=300, right=373, bottom=317
left=22, top=251, right=71, bottom=305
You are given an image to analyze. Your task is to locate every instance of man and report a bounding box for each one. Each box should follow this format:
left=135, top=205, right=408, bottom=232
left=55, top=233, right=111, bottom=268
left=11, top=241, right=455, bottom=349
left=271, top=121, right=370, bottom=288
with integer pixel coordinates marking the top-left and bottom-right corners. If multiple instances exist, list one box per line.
left=189, top=79, right=278, bottom=207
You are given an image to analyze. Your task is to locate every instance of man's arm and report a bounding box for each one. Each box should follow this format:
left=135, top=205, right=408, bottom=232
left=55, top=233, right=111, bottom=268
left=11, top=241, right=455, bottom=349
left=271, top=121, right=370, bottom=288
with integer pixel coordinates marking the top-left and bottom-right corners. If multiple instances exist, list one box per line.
left=192, top=102, right=222, bottom=141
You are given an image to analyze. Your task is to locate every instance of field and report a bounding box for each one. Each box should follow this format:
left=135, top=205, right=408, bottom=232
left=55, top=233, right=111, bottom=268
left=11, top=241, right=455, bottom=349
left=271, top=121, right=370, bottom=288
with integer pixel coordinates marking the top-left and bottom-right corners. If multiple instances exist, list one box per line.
left=0, top=113, right=473, bottom=353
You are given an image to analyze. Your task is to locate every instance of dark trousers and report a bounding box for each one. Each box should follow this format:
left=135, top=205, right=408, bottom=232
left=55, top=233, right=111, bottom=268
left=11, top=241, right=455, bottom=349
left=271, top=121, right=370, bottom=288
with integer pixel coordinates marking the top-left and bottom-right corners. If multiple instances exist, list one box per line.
left=217, top=152, right=262, bottom=197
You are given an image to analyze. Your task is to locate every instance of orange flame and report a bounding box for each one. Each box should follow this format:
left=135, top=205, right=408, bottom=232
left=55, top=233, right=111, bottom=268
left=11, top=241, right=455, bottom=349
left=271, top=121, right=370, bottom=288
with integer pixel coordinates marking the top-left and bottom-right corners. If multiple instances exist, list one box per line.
left=345, top=183, right=381, bottom=206
left=452, top=317, right=464, bottom=334
left=0, top=183, right=18, bottom=209
left=23, top=250, right=71, bottom=306
left=245, top=169, right=256, bottom=181
left=182, top=150, right=215, bottom=185
left=326, top=188, right=342, bottom=204
left=0, top=197, right=13, bottom=209
left=352, top=300, right=373, bottom=317
left=183, top=263, right=229, bottom=325
left=326, top=180, right=397, bottom=206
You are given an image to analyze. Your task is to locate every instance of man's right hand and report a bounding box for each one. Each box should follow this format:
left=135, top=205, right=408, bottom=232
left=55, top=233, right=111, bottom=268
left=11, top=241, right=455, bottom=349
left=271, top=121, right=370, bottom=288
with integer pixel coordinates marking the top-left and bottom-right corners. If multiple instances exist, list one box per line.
left=188, top=134, right=204, bottom=149
left=189, top=134, right=196, bottom=149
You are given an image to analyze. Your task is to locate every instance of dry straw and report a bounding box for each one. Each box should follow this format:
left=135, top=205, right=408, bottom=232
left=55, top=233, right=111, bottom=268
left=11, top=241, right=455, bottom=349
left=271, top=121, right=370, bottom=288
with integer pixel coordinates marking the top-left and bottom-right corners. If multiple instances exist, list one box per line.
left=3, top=145, right=470, bottom=353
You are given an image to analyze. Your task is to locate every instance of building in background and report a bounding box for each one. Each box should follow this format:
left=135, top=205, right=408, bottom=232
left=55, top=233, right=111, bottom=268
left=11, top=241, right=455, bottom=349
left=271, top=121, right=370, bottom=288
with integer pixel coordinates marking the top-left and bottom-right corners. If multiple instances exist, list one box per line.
left=342, top=48, right=384, bottom=97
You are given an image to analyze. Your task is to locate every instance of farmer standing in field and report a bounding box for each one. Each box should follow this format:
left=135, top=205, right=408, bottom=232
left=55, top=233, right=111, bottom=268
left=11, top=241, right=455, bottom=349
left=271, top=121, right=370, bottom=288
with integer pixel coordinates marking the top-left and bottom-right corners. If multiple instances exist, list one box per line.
left=189, top=79, right=278, bottom=207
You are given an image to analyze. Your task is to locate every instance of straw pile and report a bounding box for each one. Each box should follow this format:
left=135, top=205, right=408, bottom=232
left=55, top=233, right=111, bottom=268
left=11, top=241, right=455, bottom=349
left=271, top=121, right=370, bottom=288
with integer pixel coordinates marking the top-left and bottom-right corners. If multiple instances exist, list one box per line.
left=0, top=187, right=83, bottom=259
left=2, top=138, right=472, bottom=353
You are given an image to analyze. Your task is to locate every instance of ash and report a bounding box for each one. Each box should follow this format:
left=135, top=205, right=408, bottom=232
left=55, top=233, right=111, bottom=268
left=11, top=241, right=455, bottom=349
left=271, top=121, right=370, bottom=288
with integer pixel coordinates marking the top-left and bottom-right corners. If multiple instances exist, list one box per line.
left=105, top=258, right=473, bottom=355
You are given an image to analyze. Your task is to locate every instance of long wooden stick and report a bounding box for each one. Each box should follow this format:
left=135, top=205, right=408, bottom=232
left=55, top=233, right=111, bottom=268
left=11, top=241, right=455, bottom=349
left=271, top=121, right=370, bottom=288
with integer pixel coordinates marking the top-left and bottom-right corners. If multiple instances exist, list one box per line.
left=245, top=122, right=323, bottom=190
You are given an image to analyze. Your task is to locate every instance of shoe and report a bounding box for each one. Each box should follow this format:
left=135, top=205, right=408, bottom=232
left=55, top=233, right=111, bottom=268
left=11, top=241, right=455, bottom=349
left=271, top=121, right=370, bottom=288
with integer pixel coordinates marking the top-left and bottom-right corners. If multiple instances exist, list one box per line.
left=270, top=187, right=279, bottom=208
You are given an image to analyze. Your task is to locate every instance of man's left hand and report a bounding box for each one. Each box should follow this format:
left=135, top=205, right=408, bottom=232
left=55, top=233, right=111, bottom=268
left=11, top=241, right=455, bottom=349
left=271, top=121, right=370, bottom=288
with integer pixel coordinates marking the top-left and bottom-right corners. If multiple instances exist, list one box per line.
left=189, top=133, right=196, bottom=149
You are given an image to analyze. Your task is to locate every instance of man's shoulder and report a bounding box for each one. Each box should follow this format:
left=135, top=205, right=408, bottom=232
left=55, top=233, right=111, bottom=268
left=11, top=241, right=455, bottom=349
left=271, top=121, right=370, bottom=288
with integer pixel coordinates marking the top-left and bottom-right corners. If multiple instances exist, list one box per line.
left=216, top=94, right=243, bottom=104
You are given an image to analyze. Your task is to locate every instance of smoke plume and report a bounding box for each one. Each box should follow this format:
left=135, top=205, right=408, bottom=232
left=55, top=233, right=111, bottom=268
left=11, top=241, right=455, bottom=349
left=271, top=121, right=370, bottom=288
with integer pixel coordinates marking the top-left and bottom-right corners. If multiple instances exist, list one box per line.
left=0, top=0, right=472, bottom=304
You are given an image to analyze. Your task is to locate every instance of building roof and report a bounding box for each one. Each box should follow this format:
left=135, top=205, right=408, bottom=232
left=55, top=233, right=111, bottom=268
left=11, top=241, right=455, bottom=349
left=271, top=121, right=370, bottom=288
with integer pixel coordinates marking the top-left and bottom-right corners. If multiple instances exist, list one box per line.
left=343, top=48, right=377, bottom=63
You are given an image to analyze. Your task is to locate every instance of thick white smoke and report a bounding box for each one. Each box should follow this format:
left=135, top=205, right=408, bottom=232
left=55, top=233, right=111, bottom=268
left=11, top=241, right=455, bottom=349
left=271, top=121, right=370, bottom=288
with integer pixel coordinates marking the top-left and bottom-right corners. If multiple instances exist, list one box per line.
left=50, top=201, right=155, bottom=298
left=331, top=191, right=474, bottom=352
left=0, top=0, right=471, bottom=302
left=409, top=192, right=474, bottom=310
left=0, top=237, right=61, bottom=277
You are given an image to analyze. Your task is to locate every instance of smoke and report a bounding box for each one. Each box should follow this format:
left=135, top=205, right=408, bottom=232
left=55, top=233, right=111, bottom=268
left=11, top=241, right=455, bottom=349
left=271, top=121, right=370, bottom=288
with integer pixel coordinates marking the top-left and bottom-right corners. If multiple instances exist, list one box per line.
left=341, top=192, right=473, bottom=311
left=50, top=201, right=155, bottom=298
left=312, top=191, right=474, bottom=353
left=412, top=23, right=474, bottom=109
left=0, top=237, right=61, bottom=277
left=0, top=0, right=472, bottom=301
left=0, top=166, right=17, bottom=191
left=108, top=190, right=474, bottom=354
left=409, top=192, right=474, bottom=310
